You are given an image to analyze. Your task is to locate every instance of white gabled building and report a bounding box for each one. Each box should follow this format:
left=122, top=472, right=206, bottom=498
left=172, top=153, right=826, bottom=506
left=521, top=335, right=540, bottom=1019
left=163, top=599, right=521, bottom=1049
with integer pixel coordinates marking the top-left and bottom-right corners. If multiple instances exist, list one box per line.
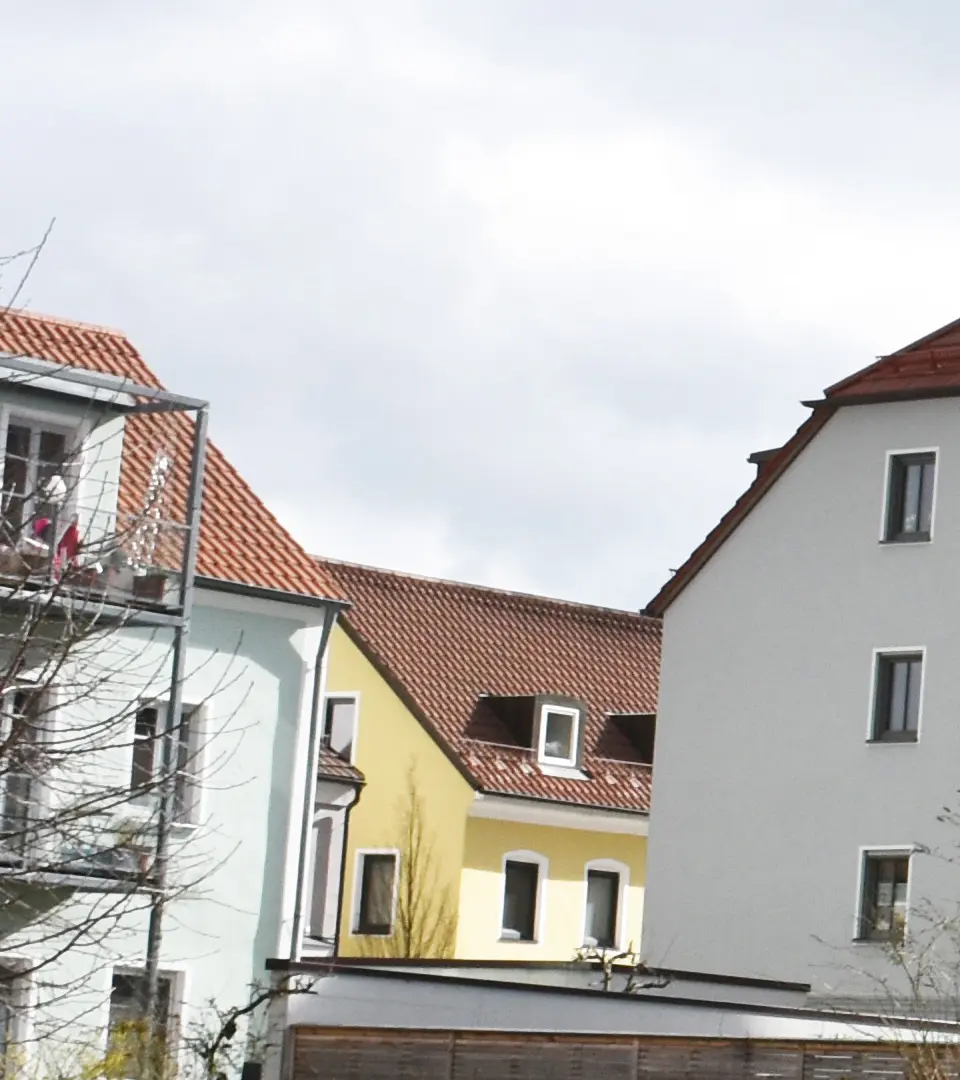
left=0, top=311, right=358, bottom=1070
left=641, top=317, right=960, bottom=1000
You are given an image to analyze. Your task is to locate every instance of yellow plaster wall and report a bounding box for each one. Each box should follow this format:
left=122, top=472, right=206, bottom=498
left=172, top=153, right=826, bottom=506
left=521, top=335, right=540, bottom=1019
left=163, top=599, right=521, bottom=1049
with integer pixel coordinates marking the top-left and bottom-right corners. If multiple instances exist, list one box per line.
left=457, top=818, right=646, bottom=961
left=326, top=624, right=474, bottom=956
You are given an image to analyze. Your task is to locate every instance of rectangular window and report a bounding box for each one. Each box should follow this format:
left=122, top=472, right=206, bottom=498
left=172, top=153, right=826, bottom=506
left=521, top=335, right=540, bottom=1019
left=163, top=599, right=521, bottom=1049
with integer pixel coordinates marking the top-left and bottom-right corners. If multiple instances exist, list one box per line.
left=1, top=420, right=73, bottom=540
left=322, top=697, right=357, bottom=762
left=584, top=870, right=619, bottom=948
left=0, top=964, right=28, bottom=1062
left=538, top=705, right=579, bottom=766
left=0, top=689, right=44, bottom=860
left=860, top=853, right=910, bottom=943
left=107, top=970, right=174, bottom=1080
left=130, top=704, right=201, bottom=824
left=886, top=452, right=936, bottom=542
left=872, top=653, right=922, bottom=741
left=501, top=860, right=539, bottom=942
left=356, top=853, right=396, bottom=935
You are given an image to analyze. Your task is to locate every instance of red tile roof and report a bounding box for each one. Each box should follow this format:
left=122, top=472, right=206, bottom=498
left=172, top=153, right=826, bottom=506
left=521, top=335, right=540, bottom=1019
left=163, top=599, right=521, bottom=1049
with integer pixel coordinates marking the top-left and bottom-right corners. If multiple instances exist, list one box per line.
left=315, top=558, right=661, bottom=813
left=646, top=315, right=960, bottom=616
left=0, top=310, right=343, bottom=602
left=316, top=744, right=365, bottom=785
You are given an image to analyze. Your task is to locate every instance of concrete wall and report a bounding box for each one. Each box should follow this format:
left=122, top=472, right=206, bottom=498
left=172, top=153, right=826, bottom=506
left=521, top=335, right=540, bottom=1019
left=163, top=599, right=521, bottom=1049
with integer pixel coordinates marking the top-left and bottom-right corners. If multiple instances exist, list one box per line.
left=641, top=398, right=960, bottom=995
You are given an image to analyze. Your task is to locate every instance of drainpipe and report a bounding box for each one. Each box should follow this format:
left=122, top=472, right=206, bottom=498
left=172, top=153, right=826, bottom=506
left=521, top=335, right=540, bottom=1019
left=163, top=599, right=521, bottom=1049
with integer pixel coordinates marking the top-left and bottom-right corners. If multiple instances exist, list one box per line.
left=288, top=601, right=342, bottom=961
left=331, top=782, right=363, bottom=956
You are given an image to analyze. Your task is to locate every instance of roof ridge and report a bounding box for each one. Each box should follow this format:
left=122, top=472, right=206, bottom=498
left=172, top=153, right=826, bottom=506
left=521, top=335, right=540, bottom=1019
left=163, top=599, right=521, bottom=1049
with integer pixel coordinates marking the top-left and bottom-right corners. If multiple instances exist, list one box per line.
left=1, top=307, right=128, bottom=340
left=312, top=555, right=657, bottom=623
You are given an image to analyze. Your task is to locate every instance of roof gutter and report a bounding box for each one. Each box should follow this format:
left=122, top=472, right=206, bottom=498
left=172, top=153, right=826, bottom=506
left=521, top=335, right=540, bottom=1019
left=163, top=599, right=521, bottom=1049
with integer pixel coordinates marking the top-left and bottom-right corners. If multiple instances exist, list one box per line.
left=195, top=575, right=349, bottom=611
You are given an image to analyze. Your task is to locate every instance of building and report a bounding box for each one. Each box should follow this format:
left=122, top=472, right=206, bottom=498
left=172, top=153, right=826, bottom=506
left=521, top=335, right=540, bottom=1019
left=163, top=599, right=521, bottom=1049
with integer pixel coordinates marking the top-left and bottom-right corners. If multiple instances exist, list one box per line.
left=641, top=315, right=960, bottom=1000
left=302, top=559, right=660, bottom=964
left=0, top=311, right=350, bottom=1068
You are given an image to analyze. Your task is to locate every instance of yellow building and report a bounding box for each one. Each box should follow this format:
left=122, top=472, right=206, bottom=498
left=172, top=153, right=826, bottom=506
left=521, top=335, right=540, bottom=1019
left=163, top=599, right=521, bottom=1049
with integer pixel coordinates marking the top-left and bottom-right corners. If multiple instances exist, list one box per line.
left=306, top=559, right=660, bottom=964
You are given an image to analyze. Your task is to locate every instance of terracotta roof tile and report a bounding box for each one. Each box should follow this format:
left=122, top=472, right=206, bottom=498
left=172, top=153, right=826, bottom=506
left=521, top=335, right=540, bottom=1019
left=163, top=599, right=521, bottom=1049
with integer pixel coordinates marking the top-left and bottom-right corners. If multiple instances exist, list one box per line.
left=316, top=558, right=660, bottom=813
left=316, top=744, right=365, bottom=785
left=646, top=314, right=960, bottom=615
left=0, top=309, right=343, bottom=601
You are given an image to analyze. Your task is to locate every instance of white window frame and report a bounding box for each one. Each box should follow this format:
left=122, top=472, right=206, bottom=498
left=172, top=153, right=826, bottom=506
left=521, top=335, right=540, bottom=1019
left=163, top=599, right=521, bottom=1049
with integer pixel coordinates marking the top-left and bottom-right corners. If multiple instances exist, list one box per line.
left=499, top=849, right=549, bottom=945
left=879, top=446, right=939, bottom=544
left=350, top=847, right=400, bottom=937
left=128, top=700, right=205, bottom=828
left=537, top=704, right=580, bottom=767
left=321, top=692, right=360, bottom=765
left=866, top=646, right=926, bottom=744
left=0, top=682, right=57, bottom=862
left=582, top=858, right=630, bottom=951
left=853, top=845, right=915, bottom=943
left=0, top=404, right=89, bottom=541
left=106, top=964, right=185, bottom=1076
left=0, top=957, right=33, bottom=1061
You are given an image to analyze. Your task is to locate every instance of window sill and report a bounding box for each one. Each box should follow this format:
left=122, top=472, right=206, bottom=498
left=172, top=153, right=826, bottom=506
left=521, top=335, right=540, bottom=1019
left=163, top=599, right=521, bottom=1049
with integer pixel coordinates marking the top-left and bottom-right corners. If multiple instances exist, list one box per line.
left=351, top=929, right=393, bottom=937
left=879, top=536, right=931, bottom=546
left=499, top=935, right=537, bottom=944
left=866, top=736, right=918, bottom=746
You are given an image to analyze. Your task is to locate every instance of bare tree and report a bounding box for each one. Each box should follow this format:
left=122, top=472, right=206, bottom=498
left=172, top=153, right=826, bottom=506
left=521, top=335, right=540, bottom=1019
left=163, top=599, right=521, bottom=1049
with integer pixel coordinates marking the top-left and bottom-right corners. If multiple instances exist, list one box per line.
left=574, top=944, right=670, bottom=994
left=355, top=766, right=458, bottom=959
left=0, top=240, right=243, bottom=1073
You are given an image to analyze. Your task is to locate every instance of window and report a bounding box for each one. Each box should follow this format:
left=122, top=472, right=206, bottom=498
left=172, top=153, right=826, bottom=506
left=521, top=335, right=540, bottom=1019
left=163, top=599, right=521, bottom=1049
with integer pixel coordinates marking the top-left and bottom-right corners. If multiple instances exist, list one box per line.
left=107, top=969, right=175, bottom=1080
left=307, top=817, right=333, bottom=940
left=885, top=452, right=936, bottom=542
left=1, top=420, right=73, bottom=541
left=322, top=696, right=357, bottom=762
left=584, top=870, right=620, bottom=949
left=0, top=689, right=45, bottom=859
left=0, top=964, right=28, bottom=1063
left=130, top=704, right=202, bottom=824
left=872, top=653, right=922, bottom=741
left=859, top=853, right=910, bottom=943
left=501, top=860, right=540, bottom=942
left=355, top=852, right=397, bottom=935
left=537, top=705, right=580, bottom=767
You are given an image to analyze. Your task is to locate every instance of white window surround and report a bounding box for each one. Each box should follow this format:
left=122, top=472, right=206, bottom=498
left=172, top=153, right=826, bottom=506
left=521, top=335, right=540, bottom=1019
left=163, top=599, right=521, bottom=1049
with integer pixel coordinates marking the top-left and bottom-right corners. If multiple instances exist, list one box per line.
left=0, top=683, right=57, bottom=857
left=537, top=704, right=580, bottom=767
left=127, top=700, right=206, bottom=829
left=581, top=858, right=631, bottom=952
left=0, top=956, right=33, bottom=1057
left=879, top=446, right=939, bottom=543
left=350, top=847, right=401, bottom=937
left=865, top=646, right=926, bottom=744
left=499, top=849, right=549, bottom=945
left=0, top=404, right=90, bottom=533
left=106, top=964, right=186, bottom=1069
left=321, top=692, right=360, bottom=765
left=852, top=845, right=916, bottom=944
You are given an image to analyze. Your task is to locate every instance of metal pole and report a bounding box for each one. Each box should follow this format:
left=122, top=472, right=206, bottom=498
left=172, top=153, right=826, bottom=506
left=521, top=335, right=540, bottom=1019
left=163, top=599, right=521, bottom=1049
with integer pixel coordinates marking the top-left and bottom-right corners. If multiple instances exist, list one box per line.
left=143, top=408, right=208, bottom=1066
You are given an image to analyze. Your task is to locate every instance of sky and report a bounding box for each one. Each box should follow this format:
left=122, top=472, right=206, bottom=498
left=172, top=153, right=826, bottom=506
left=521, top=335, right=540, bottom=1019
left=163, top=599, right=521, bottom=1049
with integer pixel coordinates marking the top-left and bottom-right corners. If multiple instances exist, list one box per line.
left=3, top=1, right=960, bottom=609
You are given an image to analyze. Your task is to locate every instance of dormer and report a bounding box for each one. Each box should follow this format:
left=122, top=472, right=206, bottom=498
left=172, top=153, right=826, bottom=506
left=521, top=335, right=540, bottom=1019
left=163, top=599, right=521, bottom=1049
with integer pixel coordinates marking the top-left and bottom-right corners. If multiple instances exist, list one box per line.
left=471, top=693, right=587, bottom=775
left=597, top=712, right=656, bottom=766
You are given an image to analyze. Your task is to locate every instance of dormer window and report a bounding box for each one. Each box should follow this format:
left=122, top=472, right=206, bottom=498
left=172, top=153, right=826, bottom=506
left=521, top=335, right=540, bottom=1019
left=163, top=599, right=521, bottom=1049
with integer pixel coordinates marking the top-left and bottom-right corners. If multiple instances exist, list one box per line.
left=537, top=703, right=580, bottom=767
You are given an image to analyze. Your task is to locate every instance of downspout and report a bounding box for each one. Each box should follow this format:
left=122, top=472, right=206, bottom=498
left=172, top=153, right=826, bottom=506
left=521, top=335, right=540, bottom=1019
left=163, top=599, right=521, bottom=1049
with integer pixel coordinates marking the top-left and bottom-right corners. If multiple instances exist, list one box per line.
left=288, top=600, right=343, bottom=961
left=332, top=781, right=364, bottom=956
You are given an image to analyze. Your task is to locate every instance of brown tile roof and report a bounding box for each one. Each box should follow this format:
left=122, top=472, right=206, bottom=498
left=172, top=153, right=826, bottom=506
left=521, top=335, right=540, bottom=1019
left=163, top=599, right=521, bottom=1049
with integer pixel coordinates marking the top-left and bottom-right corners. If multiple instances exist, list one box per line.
left=316, top=744, right=365, bottom=785
left=0, top=309, right=343, bottom=602
left=315, top=558, right=660, bottom=813
left=646, top=314, right=960, bottom=616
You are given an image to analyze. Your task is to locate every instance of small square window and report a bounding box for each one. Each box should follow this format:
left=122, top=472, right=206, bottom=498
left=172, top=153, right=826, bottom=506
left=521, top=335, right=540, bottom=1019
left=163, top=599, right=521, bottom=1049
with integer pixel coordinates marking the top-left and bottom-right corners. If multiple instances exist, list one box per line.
left=356, top=853, right=396, bottom=935
left=872, top=653, right=922, bottom=742
left=501, top=860, right=539, bottom=942
left=538, top=706, right=579, bottom=766
left=859, top=853, right=909, bottom=943
left=584, top=870, right=619, bottom=949
left=885, top=452, right=935, bottom=542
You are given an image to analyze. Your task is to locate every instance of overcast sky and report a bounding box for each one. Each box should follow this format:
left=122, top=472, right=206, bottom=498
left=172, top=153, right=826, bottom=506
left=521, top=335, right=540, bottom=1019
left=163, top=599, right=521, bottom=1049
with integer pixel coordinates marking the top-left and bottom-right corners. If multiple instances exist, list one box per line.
left=3, top=2, right=960, bottom=609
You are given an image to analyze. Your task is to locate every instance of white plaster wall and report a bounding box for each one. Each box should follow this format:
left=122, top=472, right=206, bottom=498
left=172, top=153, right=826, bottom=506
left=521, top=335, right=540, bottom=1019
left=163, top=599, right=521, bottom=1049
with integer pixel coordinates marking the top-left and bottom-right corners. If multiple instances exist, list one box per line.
left=641, top=398, right=960, bottom=996
left=1, top=589, right=325, bottom=1067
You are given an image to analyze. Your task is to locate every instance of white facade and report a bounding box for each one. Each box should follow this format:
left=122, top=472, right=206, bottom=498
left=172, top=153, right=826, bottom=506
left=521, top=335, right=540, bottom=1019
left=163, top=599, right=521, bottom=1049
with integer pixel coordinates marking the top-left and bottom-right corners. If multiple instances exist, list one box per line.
left=0, top=369, right=350, bottom=1070
left=641, top=395, right=960, bottom=997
